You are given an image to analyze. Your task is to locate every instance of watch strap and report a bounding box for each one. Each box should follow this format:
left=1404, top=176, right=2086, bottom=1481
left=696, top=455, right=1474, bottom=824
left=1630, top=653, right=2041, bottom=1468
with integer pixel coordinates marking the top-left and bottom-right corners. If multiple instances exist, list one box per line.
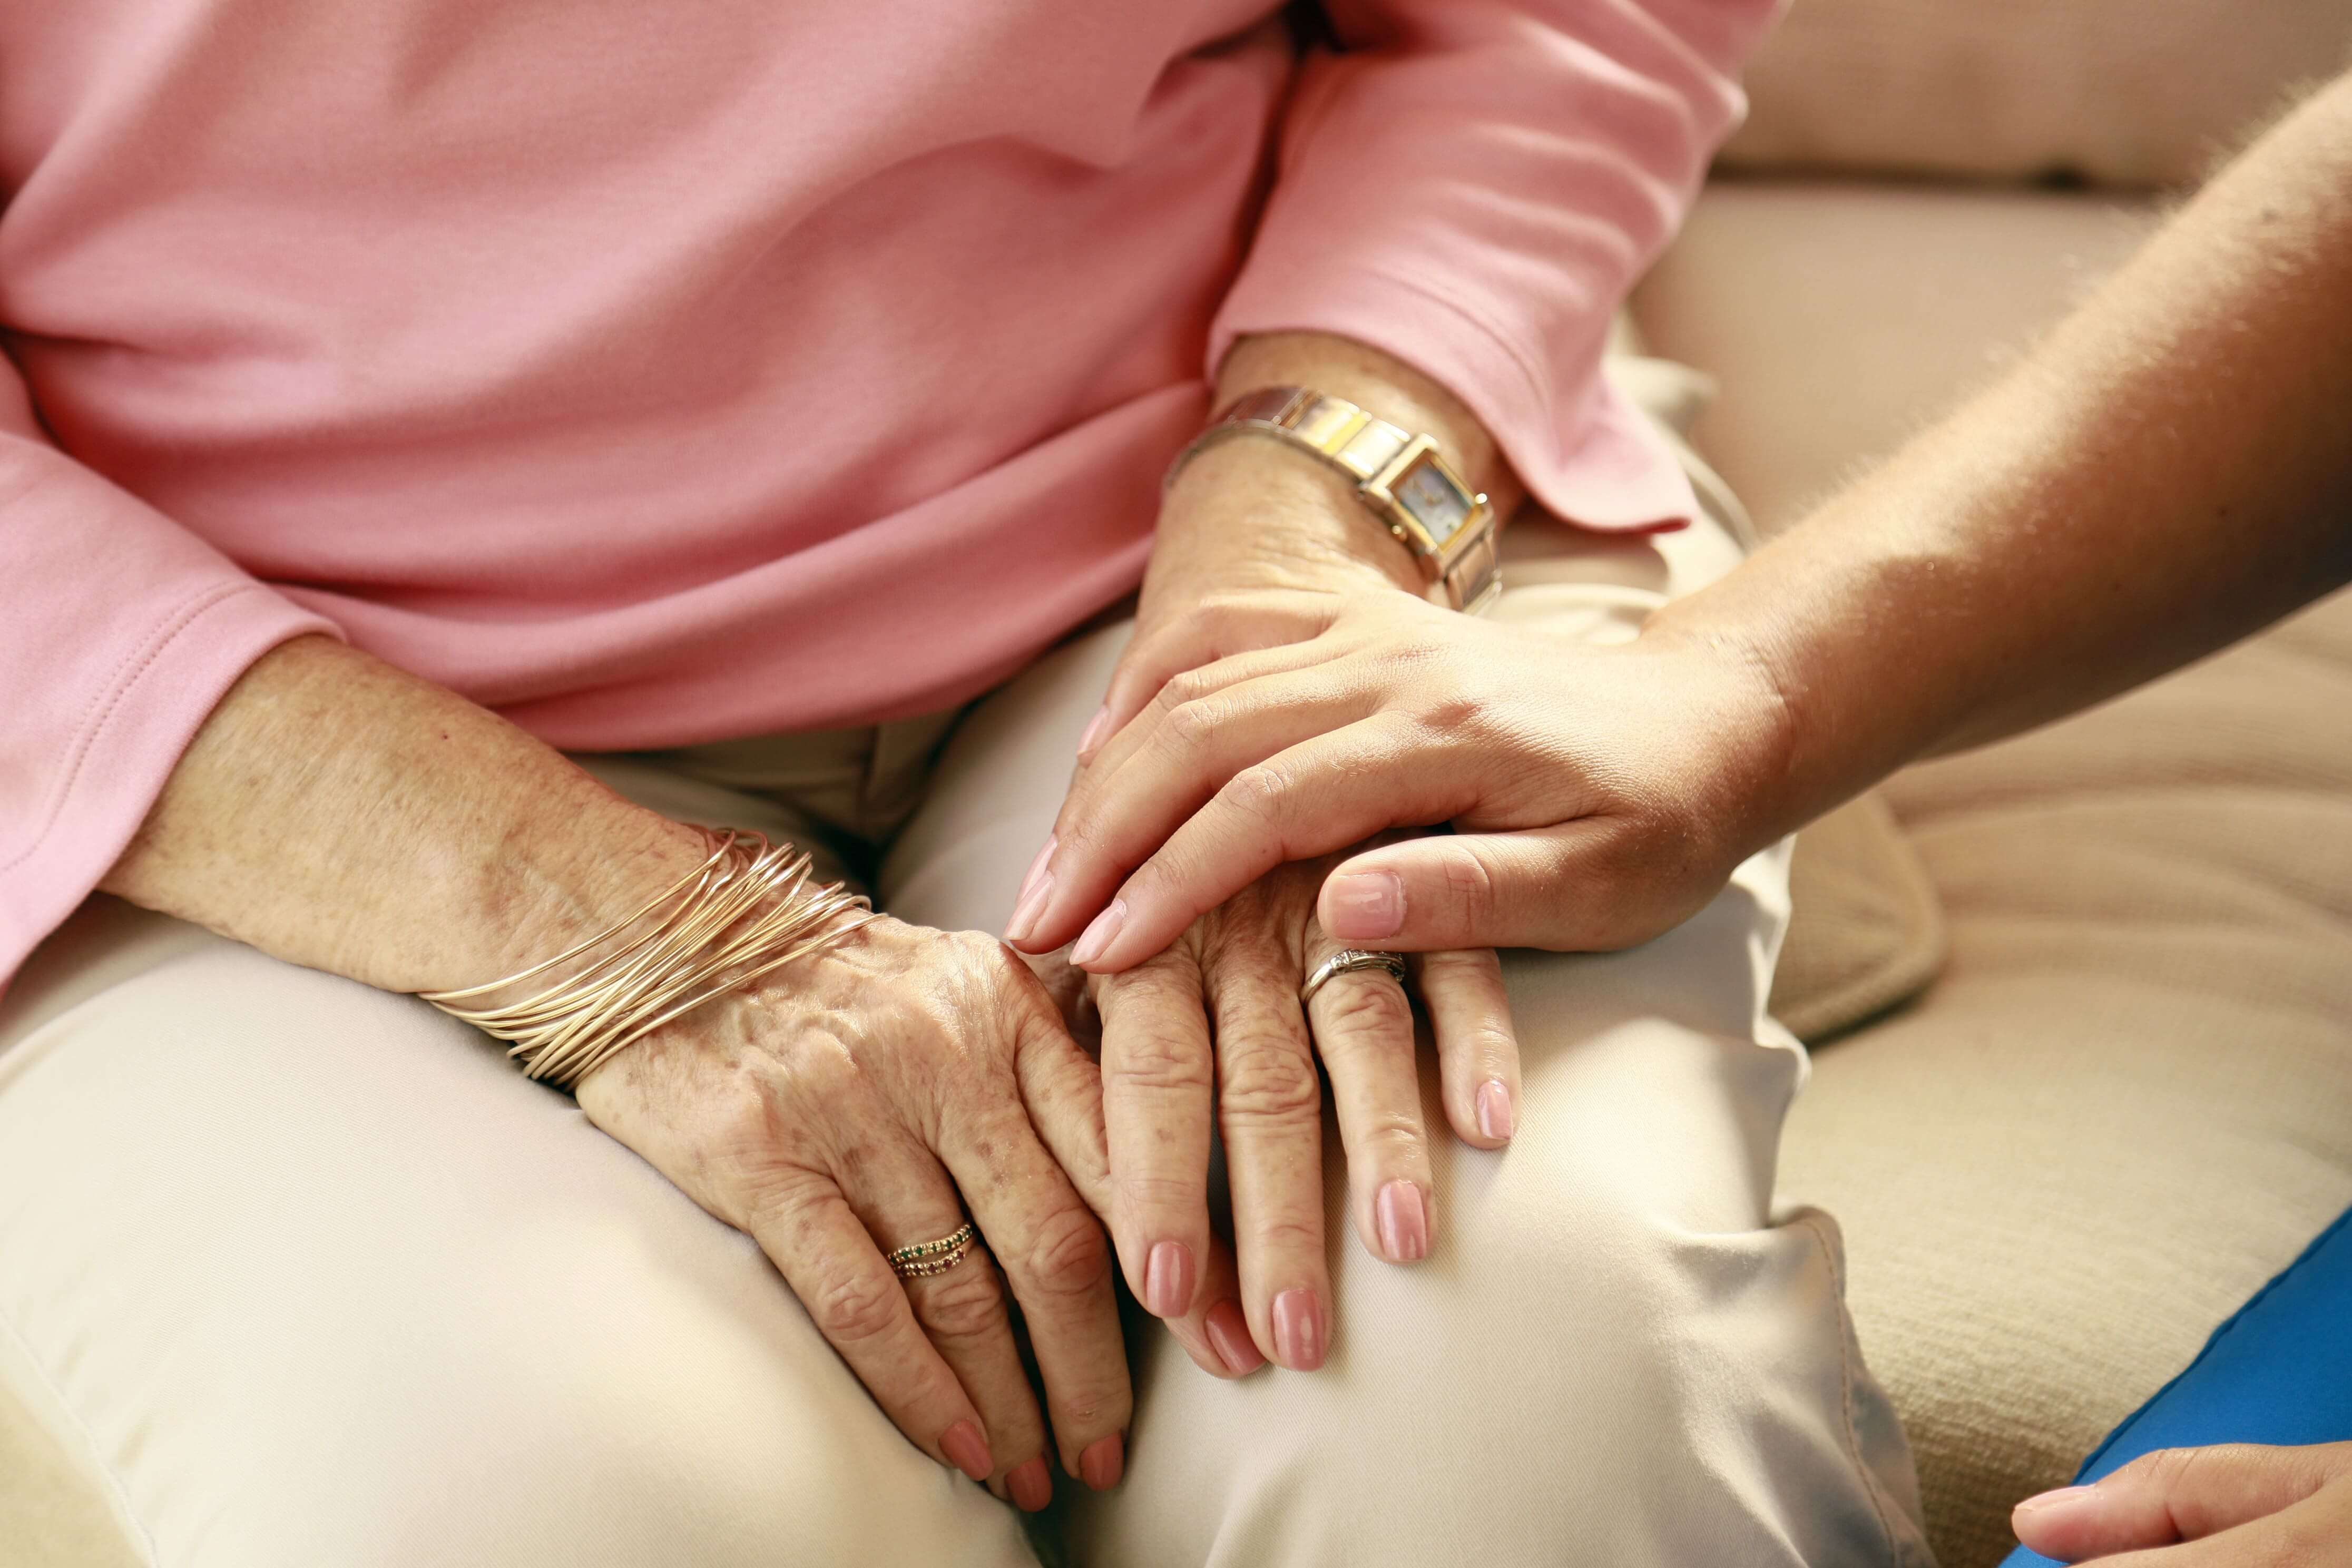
left=1169, top=387, right=1502, bottom=612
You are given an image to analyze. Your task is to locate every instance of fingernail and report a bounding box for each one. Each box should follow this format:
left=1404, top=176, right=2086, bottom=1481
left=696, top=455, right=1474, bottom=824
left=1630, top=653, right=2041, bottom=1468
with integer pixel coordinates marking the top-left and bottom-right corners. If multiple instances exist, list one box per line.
left=1144, top=1239, right=1194, bottom=1318
left=1079, top=1433, right=1125, bottom=1491
left=1008, top=1456, right=1053, bottom=1512
left=1003, top=869, right=1054, bottom=946
left=1206, top=1298, right=1267, bottom=1376
left=2014, top=1485, right=2097, bottom=1520
left=1477, top=1079, right=1516, bottom=1143
left=1070, top=898, right=1127, bottom=968
left=1077, top=705, right=1111, bottom=758
left=1376, top=1180, right=1429, bottom=1263
left=1015, top=834, right=1056, bottom=909
left=942, top=1419, right=993, bottom=1481
left=1272, top=1288, right=1324, bottom=1370
left=1325, top=870, right=1403, bottom=941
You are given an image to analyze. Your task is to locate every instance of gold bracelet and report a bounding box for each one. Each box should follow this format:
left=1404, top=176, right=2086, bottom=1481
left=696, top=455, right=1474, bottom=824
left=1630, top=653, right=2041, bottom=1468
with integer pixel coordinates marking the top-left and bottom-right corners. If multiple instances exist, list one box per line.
left=421, top=828, right=877, bottom=1089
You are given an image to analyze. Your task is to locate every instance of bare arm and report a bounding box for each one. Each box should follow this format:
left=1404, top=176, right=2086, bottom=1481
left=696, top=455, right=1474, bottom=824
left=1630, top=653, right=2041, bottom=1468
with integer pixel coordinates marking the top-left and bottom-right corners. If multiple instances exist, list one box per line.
left=97, top=635, right=1153, bottom=1500
left=100, top=635, right=709, bottom=993
left=1654, top=67, right=2352, bottom=840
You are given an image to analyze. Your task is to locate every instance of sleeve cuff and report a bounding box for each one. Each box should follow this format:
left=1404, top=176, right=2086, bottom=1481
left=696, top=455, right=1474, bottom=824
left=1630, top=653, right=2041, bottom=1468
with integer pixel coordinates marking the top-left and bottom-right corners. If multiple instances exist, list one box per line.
left=0, top=583, right=341, bottom=996
left=1209, top=261, right=1699, bottom=537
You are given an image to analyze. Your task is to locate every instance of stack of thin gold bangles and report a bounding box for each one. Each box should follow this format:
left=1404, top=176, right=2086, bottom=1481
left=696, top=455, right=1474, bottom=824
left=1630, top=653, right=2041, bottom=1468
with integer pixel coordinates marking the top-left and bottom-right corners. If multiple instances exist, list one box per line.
left=420, top=827, right=877, bottom=1090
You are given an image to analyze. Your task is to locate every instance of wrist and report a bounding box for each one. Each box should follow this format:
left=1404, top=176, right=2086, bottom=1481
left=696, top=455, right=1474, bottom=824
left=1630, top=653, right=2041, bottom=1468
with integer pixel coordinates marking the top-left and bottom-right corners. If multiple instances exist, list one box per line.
left=1149, top=435, right=1430, bottom=606
left=1214, top=332, right=1522, bottom=515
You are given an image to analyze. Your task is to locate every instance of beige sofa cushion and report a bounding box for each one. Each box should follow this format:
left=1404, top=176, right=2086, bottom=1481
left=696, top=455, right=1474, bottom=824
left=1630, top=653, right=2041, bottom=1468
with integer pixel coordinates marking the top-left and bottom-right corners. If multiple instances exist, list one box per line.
left=1635, top=182, right=2164, bottom=537
left=1638, top=182, right=2352, bottom=1566
left=1723, top=0, right=2352, bottom=188
left=1787, top=595, right=2352, bottom=1567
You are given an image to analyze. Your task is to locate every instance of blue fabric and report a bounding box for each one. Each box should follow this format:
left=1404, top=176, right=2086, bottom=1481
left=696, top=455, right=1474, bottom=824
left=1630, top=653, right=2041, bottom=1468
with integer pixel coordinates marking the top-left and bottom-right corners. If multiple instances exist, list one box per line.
left=1998, top=1203, right=2352, bottom=1566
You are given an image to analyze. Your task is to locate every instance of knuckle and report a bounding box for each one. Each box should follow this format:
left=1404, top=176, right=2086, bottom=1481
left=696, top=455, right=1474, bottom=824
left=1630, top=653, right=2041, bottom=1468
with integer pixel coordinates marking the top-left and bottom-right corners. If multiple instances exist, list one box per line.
left=916, top=1263, right=1009, bottom=1346
left=1161, top=665, right=1216, bottom=707
left=1350, top=1106, right=1425, bottom=1163
left=1111, top=1167, right=1203, bottom=1220
left=1218, top=1039, right=1322, bottom=1129
left=1434, top=840, right=1503, bottom=920
left=1158, top=697, right=1214, bottom=747
left=1221, top=764, right=1288, bottom=829
left=1015, top=1203, right=1113, bottom=1302
left=1415, top=946, right=1503, bottom=984
left=1107, top=1022, right=1213, bottom=1095
left=810, top=1267, right=904, bottom=1347
left=1249, top=1213, right=1325, bottom=1259
left=1314, top=975, right=1415, bottom=1043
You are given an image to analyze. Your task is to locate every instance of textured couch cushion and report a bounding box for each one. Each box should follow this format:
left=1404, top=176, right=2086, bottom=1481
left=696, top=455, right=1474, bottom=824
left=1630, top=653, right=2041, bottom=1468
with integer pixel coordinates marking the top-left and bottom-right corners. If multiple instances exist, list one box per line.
left=1636, top=182, right=2352, bottom=1568
left=1635, top=182, right=2163, bottom=537
left=1795, top=599, right=2352, bottom=1568
left=1722, top=0, right=2352, bottom=188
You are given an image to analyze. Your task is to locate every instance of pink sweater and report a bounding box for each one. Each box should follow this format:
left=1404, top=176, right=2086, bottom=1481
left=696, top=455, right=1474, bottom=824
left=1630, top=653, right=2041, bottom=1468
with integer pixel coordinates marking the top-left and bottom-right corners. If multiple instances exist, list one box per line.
left=0, top=0, right=1776, bottom=983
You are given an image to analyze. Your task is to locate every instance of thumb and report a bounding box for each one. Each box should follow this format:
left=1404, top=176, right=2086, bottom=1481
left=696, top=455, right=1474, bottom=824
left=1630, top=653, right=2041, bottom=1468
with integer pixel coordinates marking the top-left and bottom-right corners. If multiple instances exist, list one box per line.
left=2013, top=1443, right=2352, bottom=1562
left=1317, top=824, right=1625, bottom=952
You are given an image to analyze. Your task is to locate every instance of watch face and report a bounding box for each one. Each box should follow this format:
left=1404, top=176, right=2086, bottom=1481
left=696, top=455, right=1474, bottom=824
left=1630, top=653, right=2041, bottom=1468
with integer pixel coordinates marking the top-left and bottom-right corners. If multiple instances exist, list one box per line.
left=1394, top=455, right=1473, bottom=546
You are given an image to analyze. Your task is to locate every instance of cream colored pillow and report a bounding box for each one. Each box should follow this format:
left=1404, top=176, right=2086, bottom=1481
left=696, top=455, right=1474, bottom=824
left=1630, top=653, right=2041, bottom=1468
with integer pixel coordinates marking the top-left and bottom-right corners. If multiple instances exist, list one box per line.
left=1771, top=791, right=1945, bottom=1042
left=1723, top=0, right=2352, bottom=188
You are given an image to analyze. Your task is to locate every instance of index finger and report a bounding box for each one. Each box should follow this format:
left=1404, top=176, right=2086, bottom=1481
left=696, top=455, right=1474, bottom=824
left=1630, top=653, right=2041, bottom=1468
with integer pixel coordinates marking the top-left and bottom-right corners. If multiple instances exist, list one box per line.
left=1084, top=591, right=1346, bottom=761
left=1066, top=719, right=1468, bottom=973
left=1021, top=663, right=1369, bottom=956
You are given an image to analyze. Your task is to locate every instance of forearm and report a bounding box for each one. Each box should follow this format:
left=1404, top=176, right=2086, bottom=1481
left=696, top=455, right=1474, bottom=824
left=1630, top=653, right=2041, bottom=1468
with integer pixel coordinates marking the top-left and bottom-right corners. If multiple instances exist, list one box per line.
left=1655, top=71, right=2352, bottom=842
left=101, top=635, right=708, bottom=995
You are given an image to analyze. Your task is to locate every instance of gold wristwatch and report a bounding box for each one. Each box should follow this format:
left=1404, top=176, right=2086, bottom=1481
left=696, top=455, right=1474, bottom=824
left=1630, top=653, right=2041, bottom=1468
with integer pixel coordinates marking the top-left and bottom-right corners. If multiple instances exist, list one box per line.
left=1169, top=386, right=1502, bottom=613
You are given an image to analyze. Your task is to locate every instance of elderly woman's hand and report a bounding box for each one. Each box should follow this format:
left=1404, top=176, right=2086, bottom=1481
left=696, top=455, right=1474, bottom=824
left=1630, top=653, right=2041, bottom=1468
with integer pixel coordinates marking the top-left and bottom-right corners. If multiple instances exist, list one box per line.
left=572, top=917, right=1141, bottom=1510
left=1010, top=589, right=1793, bottom=973
left=1088, top=840, right=1517, bottom=1370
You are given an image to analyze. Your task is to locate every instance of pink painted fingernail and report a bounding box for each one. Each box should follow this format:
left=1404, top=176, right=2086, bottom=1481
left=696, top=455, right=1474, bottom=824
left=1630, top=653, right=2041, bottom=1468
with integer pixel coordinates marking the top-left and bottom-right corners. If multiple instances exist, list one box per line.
left=1008, top=1456, right=1053, bottom=1512
left=1206, top=1298, right=1266, bottom=1376
left=1070, top=898, right=1127, bottom=968
left=1005, top=836, right=1056, bottom=943
left=1272, top=1288, right=1324, bottom=1370
left=1016, top=835, right=1055, bottom=906
left=1477, top=1079, right=1516, bottom=1142
left=1003, top=869, right=1054, bottom=946
left=1077, top=705, right=1111, bottom=758
left=1144, top=1239, right=1194, bottom=1318
left=1079, top=1433, right=1125, bottom=1491
left=1325, top=870, right=1403, bottom=940
left=942, top=1419, right=993, bottom=1481
left=1376, top=1180, right=1429, bottom=1263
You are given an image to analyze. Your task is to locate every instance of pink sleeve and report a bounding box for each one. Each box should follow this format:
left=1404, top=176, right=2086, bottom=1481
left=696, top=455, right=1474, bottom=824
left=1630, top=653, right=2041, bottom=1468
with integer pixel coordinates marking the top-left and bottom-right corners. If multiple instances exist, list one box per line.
left=0, top=349, right=339, bottom=992
left=1210, top=0, right=1783, bottom=531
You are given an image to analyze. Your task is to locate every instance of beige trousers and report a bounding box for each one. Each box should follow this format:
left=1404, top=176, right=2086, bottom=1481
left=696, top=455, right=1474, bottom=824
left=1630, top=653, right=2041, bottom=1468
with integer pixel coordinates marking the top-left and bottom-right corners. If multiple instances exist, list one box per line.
left=0, top=412, right=1930, bottom=1567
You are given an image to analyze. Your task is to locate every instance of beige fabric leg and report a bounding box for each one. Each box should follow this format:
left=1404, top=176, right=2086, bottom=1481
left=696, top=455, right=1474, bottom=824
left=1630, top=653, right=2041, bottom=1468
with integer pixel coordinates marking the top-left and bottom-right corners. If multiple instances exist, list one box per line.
left=0, top=770, right=1038, bottom=1567
left=881, top=485, right=1930, bottom=1567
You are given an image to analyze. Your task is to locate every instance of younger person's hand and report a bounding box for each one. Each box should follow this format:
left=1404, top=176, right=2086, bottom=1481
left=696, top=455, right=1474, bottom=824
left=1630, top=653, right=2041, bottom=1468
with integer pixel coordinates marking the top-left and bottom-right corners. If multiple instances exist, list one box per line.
left=2012, top=1442, right=2352, bottom=1564
left=1011, top=589, right=1793, bottom=973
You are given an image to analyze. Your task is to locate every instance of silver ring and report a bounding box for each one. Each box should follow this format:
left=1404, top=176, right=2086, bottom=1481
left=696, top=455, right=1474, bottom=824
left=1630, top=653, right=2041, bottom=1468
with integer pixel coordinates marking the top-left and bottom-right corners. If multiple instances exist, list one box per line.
left=1299, top=948, right=1409, bottom=1005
